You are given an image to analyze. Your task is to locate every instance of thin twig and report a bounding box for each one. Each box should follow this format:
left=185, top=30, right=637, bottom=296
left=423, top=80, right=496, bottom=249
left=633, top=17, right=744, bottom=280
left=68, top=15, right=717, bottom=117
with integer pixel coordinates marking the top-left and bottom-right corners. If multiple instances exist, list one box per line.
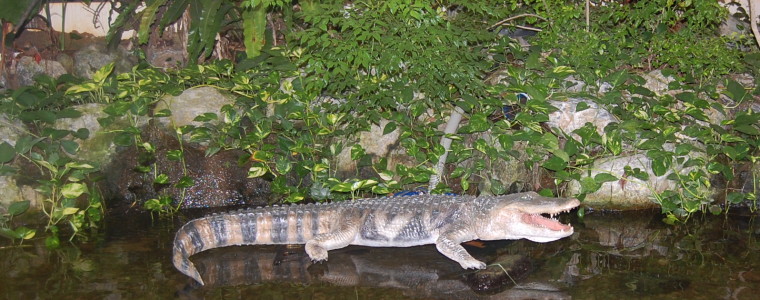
left=488, top=14, right=548, bottom=31
left=513, top=24, right=543, bottom=32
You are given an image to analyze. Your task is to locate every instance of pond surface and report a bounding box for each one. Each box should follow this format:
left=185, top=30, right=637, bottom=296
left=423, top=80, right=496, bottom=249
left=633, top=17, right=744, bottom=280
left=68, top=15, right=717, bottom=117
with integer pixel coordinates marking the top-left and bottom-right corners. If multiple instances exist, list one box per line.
left=1, top=209, right=759, bottom=299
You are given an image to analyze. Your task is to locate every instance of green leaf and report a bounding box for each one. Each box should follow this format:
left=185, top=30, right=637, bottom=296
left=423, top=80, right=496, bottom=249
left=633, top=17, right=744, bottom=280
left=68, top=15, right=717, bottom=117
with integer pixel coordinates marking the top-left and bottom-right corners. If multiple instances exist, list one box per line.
left=193, top=112, right=218, bottom=122
left=248, top=164, right=268, bottom=178
left=61, top=183, right=87, bottom=198
left=0, top=142, right=15, bottom=163
left=275, top=157, right=292, bottom=174
left=726, top=192, right=746, bottom=204
left=734, top=125, right=760, bottom=135
left=72, top=128, right=90, bottom=140
left=138, top=0, right=168, bottom=44
left=175, top=176, right=194, bottom=188
left=252, top=150, right=273, bottom=162
left=114, top=132, right=134, bottom=146
left=580, top=176, right=601, bottom=194
left=383, top=122, right=397, bottom=135
left=542, top=156, right=568, bottom=171
left=466, top=113, right=490, bottom=133
left=650, top=156, right=671, bottom=177
left=61, top=207, right=79, bottom=216
left=594, top=173, right=618, bottom=183
left=720, top=134, right=745, bottom=143
left=674, top=144, right=694, bottom=156
left=242, top=4, right=267, bottom=58
left=490, top=178, right=506, bottom=195
left=350, top=144, right=365, bottom=161
left=8, top=201, right=30, bottom=216
left=14, top=136, right=43, bottom=155
left=575, top=101, right=589, bottom=112
left=726, top=79, right=747, bottom=102
left=14, top=226, right=35, bottom=240
left=0, top=228, right=22, bottom=240
left=45, top=234, right=61, bottom=249
left=167, top=150, right=183, bottom=161
left=61, top=140, right=79, bottom=155
left=154, top=173, right=170, bottom=185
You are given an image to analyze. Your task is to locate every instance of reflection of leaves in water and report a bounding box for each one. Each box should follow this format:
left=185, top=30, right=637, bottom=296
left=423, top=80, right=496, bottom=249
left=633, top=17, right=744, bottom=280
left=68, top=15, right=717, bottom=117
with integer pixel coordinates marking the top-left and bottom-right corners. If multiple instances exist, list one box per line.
left=72, top=259, right=95, bottom=273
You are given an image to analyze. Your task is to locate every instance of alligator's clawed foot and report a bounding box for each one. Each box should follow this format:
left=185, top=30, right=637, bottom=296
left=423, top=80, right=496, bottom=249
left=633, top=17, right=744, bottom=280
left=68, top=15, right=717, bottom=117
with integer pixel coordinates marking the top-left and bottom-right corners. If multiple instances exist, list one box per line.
left=305, top=242, right=329, bottom=262
left=459, top=259, right=487, bottom=270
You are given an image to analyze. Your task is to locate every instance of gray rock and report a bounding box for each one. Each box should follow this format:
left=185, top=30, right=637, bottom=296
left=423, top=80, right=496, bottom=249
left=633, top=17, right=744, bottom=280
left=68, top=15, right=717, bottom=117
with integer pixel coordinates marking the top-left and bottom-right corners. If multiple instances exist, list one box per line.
left=567, top=153, right=706, bottom=210
left=53, top=103, right=149, bottom=167
left=641, top=70, right=675, bottom=96
left=0, top=113, right=27, bottom=146
left=547, top=98, right=617, bottom=141
left=153, top=86, right=238, bottom=132
left=15, top=56, right=67, bottom=87
left=0, top=177, right=45, bottom=215
left=73, top=44, right=137, bottom=79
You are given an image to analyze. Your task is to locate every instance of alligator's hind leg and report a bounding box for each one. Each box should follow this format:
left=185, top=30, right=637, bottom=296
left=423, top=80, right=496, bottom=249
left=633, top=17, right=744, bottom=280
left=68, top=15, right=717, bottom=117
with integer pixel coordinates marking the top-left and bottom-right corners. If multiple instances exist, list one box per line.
left=305, top=212, right=362, bottom=262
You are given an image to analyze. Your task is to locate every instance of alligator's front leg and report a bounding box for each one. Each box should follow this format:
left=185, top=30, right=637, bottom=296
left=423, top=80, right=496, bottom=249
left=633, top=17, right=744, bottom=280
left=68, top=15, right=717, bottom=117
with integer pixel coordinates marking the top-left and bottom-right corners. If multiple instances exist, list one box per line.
left=305, top=212, right=362, bottom=262
left=435, top=227, right=486, bottom=269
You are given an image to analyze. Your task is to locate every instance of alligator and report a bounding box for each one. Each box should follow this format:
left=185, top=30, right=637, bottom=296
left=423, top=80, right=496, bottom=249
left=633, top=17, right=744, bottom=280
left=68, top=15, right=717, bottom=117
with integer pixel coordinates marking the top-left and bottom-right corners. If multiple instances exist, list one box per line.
left=172, top=191, right=580, bottom=285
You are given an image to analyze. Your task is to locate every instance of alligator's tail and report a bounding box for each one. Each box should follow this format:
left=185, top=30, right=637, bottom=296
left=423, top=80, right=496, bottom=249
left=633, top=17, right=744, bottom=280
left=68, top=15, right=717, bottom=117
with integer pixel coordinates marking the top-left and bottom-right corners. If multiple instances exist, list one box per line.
left=172, top=206, right=331, bottom=285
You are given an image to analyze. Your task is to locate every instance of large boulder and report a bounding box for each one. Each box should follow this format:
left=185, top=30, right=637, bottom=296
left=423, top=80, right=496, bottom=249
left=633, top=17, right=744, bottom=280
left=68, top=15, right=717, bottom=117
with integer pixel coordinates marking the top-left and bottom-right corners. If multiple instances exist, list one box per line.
left=73, top=44, right=137, bottom=79
left=101, top=123, right=270, bottom=213
left=15, top=57, right=67, bottom=87
left=566, top=152, right=704, bottom=210
left=53, top=103, right=149, bottom=167
left=547, top=98, right=617, bottom=141
left=153, top=86, right=239, bottom=138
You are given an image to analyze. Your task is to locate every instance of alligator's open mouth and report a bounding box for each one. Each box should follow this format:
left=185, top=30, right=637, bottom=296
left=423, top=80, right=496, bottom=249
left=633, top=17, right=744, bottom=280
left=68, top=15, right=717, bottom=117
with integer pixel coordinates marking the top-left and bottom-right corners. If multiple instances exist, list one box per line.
left=521, top=213, right=572, bottom=231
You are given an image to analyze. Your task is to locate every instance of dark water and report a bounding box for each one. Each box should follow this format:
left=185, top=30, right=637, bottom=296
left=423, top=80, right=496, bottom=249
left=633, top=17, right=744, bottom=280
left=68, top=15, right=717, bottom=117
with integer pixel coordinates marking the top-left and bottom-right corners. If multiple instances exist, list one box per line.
left=1, top=209, right=759, bottom=299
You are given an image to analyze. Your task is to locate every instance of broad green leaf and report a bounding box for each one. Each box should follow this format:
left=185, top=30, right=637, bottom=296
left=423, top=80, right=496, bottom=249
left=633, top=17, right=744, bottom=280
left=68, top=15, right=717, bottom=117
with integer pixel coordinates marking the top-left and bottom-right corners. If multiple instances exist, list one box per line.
left=466, top=113, right=490, bottom=133
left=60, top=140, right=79, bottom=155
left=0, top=228, right=21, bottom=240
left=252, top=150, right=273, bottom=162
left=726, top=192, right=746, bottom=204
left=61, top=183, right=87, bottom=198
left=62, top=207, right=79, bottom=216
left=0, top=142, right=14, bottom=163
left=594, top=173, right=618, bottom=183
left=14, top=226, right=35, bottom=240
left=720, top=134, right=745, bottom=143
left=14, top=136, right=43, bottom=155
left=383, top=122, right=397, bottom=135
left=275, top=157, right=292, bottom=174
left=243, top=4, right=267, bottom=58
left=490, top=178, right=506, bottom=195
left=580, top=176, right=601, bottom=194
left=350, top=144, right=365, bottom=161
left=575, top=101, right=590, bottom=112
left=193, top=112, right=218, bottom=122
left=650, top=156, right=671, bottom=177
left=66, top=82, right=98, bottom=94
left=154, top=173, right=170, bottom=184
left=248, top=164, right=267, bottom=178
left=542, top=156, right=568, bottom=171
left=175, top=176, right=194, bottom=188
left=726, top=79, right=747, bottom=102
left=8, top=201, right=30, bottom=216
left=138, top=0, right=168, bottom=44
left=167, top=150, right=183, bottom=161
left=734, top=125, right=760, bottom=135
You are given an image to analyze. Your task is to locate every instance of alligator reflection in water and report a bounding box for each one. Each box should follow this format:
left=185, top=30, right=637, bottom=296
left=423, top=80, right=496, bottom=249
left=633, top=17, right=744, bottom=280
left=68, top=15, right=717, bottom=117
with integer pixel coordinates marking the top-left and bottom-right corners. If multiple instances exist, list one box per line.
left=184, top=243, right=570, bottom=299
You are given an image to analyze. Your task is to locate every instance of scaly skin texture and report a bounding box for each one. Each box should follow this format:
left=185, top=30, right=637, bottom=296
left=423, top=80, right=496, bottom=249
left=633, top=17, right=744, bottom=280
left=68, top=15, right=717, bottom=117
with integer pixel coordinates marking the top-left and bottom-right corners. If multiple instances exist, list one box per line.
left=172, top=191, right=580, bottom=285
